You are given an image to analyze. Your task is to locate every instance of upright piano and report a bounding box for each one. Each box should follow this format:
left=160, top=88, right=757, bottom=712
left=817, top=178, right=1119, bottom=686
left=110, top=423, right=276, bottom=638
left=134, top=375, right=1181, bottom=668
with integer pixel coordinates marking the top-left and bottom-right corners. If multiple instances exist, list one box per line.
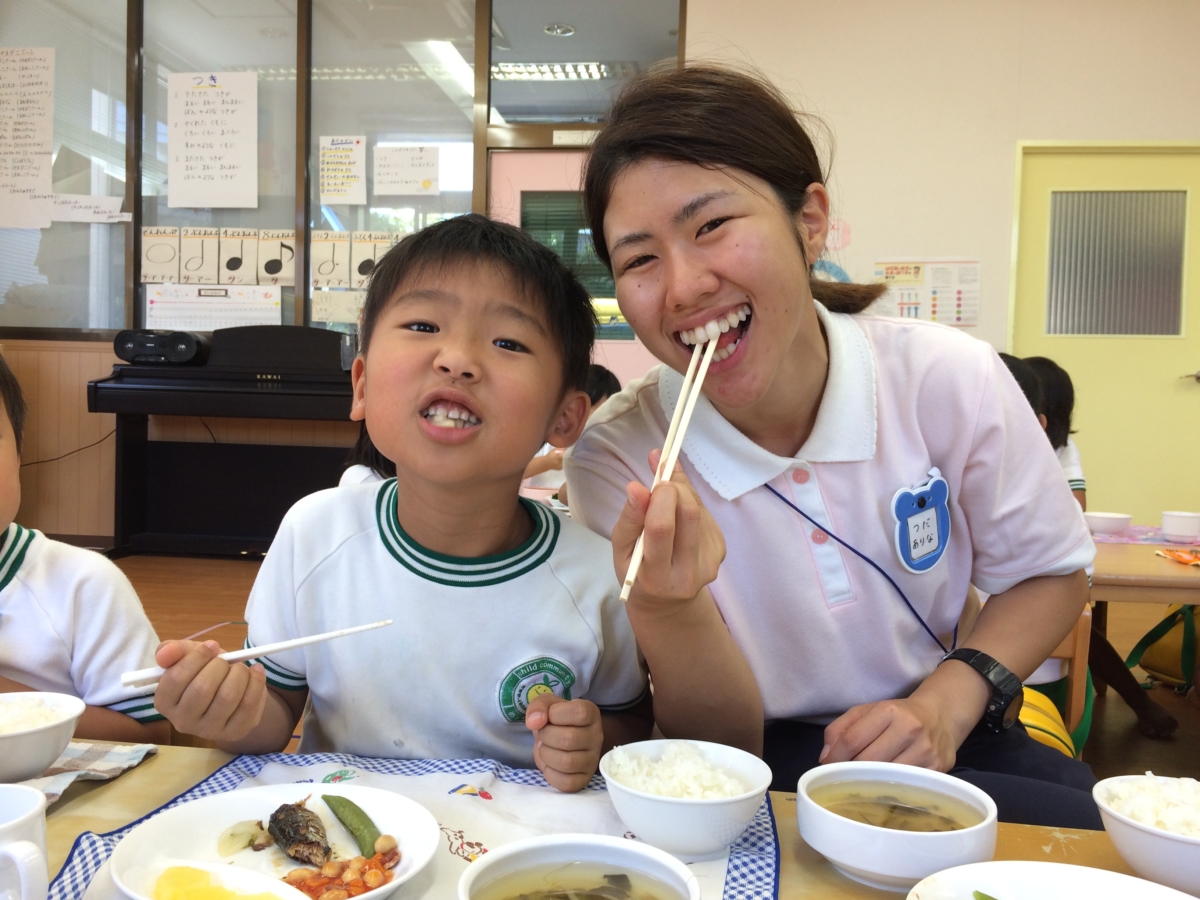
left=89, top=326, right=357, bottom=557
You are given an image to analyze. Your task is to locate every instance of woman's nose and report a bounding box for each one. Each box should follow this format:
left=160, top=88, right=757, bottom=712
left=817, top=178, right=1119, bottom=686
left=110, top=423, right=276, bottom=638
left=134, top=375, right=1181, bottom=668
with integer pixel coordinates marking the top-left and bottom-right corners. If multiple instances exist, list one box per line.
left=664, top=251, right=720, bottom=309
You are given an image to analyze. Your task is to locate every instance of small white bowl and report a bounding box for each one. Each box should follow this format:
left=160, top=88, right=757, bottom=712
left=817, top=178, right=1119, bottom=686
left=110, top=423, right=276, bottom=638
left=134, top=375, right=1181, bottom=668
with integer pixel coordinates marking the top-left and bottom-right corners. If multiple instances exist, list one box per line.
left=796, top=761, right=997, bottom=893
left=457, top=833, right=700, bottom=900
left=1083, top=512, right=1133, bottom=535
left=598, top=740, right=772, bottom=861
left=0, top=692, right=85, bottom=783
left=1161, top=511, right=1200, bottom=544
left=1093, top=775, right=1200, bottom=896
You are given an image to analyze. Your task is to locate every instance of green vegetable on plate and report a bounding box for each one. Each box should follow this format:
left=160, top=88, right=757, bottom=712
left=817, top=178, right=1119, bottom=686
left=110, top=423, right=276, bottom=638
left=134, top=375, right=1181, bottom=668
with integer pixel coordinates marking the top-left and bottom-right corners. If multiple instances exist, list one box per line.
left=322, top=794, right=382, bottom=858
left=972, top=891, right=1000, bottom=900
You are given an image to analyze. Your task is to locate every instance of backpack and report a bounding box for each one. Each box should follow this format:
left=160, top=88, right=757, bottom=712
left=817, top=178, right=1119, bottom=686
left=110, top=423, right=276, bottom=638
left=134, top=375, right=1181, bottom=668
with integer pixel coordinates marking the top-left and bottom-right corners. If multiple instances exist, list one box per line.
left=1125, top=605, right=1195, bottom=690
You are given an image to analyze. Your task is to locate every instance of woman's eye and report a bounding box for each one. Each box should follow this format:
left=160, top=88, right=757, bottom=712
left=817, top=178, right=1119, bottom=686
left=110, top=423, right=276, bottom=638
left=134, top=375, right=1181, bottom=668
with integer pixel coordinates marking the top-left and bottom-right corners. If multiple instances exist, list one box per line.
left=404, top=321, right=438, bottom=333
left=697, top=216, right=730, bottom=237
left=494, top=338, right=529, bottom=353
left=620, top=254, right=655, bottom=274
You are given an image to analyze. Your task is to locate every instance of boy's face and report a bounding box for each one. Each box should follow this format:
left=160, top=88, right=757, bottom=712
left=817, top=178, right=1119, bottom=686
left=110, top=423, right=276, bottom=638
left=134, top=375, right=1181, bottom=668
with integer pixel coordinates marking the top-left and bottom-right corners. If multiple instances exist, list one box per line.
left=0, top=404, right=20, bottom=531
left=350, top=261, right=590, bottom=489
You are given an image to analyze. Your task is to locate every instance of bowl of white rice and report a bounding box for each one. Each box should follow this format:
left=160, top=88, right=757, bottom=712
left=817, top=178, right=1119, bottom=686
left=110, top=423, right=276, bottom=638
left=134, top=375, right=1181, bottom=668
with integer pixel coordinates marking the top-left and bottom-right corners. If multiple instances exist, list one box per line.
left=599, top=740, right=772, bottom=861
left=1093, top=773, right=1200, bottom=896
left=0, top=692, right=85, bottom=782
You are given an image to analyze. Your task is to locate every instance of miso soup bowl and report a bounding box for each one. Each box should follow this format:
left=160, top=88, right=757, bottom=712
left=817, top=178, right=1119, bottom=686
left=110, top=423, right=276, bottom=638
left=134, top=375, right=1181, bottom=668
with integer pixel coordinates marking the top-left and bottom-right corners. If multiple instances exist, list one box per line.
left=457, top=834, right=701, bottom=900
left=796, top=761, right=997, bottom=893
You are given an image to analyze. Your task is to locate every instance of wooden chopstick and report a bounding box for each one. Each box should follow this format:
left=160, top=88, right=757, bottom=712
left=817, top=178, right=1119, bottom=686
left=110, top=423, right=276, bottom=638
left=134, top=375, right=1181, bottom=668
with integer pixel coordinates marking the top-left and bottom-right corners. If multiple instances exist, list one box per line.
left=120, top=619, right=394, bottom=688
left=620, top=336, right=720, bottom=602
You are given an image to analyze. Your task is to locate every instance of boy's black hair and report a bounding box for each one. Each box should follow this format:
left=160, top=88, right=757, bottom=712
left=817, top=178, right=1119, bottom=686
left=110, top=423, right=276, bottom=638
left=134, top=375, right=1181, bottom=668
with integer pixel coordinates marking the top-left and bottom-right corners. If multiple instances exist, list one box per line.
left=359, top=214, right=597, bottom=392
left=998, top=352, right=1044, bottom=417
left=345, top=422, right=396, bottom=480
left=1024, top=356, right=1075, bottom=450
left=0, top=354, right=26, bottom=452
left=585, top=364, right=621, bottom=406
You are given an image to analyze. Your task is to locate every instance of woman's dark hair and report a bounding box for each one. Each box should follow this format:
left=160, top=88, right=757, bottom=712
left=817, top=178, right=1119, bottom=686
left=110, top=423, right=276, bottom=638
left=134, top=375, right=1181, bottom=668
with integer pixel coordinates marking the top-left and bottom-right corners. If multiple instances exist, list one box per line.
left=345, top=422, right=395, bottom=480
left=585, top=364, right=621, bottom=405
left=583, top=64, right=885, bottom=314
left=1025, top=356, right=1075, bottom=450
left=359, top=214, right=596, bottom=391
left=998, top=353, right=1044, bottom=417
left=0, top=354, right=26, bottom=452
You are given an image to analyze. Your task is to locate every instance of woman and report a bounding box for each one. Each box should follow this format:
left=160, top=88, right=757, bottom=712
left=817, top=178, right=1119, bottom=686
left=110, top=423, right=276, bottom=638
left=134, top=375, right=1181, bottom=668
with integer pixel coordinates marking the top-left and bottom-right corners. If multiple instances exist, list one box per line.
left=565, top=65, right=1100, bottom=828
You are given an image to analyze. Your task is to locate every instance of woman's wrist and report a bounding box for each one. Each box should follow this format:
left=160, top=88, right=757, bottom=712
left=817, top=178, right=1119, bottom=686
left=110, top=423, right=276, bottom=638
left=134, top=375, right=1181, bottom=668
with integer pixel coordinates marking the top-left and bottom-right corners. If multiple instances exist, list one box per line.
left=910, top=659, right=992, bottom=747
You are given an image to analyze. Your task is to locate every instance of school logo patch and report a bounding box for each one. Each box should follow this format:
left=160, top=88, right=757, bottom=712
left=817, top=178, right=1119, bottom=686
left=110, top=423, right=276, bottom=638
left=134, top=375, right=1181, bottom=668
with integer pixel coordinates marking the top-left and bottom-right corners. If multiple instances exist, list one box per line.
left=498, top=656, right=576, bottom=723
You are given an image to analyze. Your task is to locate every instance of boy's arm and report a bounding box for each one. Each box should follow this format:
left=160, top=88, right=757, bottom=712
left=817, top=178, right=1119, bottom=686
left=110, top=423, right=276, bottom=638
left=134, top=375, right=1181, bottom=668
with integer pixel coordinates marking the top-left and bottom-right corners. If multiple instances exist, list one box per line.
left=2, top=675, right=171, bottom=743
left=523, top=450, right=564, bottom=479
left=599, top=691, right=654, bottom=752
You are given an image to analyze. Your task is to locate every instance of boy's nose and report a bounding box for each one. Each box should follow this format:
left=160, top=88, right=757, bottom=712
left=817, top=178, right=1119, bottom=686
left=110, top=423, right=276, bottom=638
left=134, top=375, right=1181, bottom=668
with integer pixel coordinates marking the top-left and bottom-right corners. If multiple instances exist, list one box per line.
left=434, top=346, right=478, bottom=380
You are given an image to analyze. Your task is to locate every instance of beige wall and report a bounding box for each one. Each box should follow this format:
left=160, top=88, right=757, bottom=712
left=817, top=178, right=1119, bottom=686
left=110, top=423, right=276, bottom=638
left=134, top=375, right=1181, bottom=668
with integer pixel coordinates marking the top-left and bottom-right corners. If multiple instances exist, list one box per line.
left=686, top=0, right=1200, bottom=348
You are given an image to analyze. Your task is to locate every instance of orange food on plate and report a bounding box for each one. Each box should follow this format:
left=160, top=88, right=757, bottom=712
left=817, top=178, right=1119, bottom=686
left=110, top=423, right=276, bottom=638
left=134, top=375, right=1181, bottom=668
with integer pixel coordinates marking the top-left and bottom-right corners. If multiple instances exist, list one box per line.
left=282, top=849, right=400, bottom=900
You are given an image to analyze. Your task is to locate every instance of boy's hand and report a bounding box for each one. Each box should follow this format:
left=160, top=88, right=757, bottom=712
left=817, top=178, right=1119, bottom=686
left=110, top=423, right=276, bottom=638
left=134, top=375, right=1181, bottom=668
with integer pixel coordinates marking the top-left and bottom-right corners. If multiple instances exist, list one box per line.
left=611, top=449, right=726, bottom=610
left=153, top=640, right=269, bottom=742
left=525, top=694, right=602, bottom=792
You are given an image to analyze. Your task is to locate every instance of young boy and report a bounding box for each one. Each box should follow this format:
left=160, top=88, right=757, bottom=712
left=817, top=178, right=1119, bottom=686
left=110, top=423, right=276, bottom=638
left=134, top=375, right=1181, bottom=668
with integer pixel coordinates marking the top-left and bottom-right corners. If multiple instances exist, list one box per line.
left=0, top=355, right=169, bottom=743
left=154, top=216, right=653, bottom=790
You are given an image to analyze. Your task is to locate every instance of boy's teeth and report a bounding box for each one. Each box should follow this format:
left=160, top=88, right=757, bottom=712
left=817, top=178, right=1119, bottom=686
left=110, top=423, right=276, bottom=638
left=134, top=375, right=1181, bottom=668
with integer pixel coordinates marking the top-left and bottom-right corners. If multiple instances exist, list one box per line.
left=677, top=304, right=753, bottom=346
left=422, top=403, right=480, bottom=429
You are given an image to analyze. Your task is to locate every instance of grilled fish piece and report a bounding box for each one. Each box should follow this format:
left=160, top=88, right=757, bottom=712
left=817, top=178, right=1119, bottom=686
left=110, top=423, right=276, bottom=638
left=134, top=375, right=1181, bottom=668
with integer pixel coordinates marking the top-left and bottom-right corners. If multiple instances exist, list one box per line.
left=267, top=797, right=330, bottom=866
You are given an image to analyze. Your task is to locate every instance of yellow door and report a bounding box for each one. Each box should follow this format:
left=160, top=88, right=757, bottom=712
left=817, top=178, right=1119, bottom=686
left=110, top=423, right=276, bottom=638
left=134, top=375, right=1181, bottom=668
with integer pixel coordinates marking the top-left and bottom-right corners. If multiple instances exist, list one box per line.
left=1012, top=145, right=1200, bottom=524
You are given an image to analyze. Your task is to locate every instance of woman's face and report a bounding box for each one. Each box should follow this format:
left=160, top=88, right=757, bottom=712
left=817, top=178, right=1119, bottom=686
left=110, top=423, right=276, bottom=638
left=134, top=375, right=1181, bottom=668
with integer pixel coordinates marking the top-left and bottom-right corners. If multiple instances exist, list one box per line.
left=603, top=159, right=828, bottom=411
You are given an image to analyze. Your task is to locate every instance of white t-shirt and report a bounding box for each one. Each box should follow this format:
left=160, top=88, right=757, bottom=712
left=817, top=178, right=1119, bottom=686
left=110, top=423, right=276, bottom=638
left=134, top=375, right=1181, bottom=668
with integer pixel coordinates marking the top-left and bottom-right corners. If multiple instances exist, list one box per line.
left=245, top=480, right=647, bottom=765
left=1056, top=438, right=1086, bottom=493
left=0, top=524, right=162, bottom=721
left=524, top=443, right=566, bottom=490
left=339, top=464, right=385, bottom=487
left=566, top=301, right=1094, bottom=723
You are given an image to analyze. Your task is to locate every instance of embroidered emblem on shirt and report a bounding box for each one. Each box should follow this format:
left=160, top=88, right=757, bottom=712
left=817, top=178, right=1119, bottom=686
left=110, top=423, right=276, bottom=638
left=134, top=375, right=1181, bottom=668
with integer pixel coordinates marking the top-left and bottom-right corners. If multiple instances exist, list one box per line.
left=891, top=467, right=951, bottom=573
left=498, top=656, right=576, bottom=723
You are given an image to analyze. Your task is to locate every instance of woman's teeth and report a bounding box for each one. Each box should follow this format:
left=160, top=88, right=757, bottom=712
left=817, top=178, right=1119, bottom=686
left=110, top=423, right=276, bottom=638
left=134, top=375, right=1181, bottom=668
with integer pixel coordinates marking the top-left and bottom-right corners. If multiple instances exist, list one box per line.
left=678, top=304, right=751, bottom=348
left=422, top=404, right=481, bottom=429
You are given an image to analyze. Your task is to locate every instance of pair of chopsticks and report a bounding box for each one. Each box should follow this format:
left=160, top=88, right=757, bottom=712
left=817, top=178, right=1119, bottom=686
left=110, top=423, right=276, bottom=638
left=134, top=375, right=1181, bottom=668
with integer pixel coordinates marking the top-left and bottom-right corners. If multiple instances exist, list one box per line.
left=620, top=335, right=720, bottom=602
left=120, top=619, right=394, bottom=688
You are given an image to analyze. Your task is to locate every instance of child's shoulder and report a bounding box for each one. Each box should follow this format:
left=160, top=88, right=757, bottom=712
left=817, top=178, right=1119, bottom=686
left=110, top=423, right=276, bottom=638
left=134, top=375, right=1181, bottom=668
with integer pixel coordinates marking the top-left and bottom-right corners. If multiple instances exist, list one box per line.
left=541, top=507, right=619, bottom=593
left=4, top=528, right=139, bottom=612
left=282, top=481, right=385, bottom=532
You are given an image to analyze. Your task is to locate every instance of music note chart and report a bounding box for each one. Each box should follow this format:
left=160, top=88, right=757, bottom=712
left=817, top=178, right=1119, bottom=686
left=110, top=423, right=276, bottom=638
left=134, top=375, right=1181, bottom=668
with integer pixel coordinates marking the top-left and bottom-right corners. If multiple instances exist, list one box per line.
left=141, top=227, right=180, bottom=283
left=311, top=230, right=350, bottom=288
left=350, top=231, right=393, bottom=288
left=258, top=229, right=296, bottom=286
left=219, top=227, right=259, bottom=284
left=180, top=227, right=219, bottom=284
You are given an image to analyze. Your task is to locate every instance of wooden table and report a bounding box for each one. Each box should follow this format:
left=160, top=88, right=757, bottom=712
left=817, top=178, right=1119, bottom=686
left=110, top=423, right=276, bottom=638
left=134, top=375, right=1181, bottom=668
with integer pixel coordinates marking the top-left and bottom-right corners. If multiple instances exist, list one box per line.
left=44, top=746, right=1137, bottom=899
left=1092, top=543, right=1200, bottom=605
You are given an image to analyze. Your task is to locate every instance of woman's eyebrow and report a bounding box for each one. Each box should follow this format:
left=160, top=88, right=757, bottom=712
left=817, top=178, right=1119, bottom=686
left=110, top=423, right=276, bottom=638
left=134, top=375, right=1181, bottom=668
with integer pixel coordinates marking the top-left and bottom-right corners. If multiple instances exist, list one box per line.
left=673, top=190, right=735, bottom=224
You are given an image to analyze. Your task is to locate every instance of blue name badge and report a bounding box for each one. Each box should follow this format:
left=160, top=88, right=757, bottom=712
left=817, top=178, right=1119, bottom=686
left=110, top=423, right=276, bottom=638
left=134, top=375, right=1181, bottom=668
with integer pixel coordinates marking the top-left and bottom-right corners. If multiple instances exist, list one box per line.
left=891, top=468, right=951, bottom=574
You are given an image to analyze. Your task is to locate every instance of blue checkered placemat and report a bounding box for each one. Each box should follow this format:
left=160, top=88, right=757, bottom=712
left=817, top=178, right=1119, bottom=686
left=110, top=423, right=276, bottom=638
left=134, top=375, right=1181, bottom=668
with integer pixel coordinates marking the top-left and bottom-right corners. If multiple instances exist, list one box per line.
left=51, top=753, right=778, bottom=900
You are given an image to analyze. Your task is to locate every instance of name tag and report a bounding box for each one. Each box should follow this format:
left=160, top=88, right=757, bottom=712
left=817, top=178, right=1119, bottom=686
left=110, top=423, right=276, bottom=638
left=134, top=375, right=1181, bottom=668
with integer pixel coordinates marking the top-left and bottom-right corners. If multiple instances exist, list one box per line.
left=892, top=468, right=951, bottom=573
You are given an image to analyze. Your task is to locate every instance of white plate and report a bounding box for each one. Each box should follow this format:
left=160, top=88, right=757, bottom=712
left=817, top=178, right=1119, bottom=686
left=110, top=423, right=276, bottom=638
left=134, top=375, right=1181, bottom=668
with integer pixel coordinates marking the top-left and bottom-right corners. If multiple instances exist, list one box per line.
left=907, top=860, right=1195, bottom=900
left=110, top=784, right=440, bottom=900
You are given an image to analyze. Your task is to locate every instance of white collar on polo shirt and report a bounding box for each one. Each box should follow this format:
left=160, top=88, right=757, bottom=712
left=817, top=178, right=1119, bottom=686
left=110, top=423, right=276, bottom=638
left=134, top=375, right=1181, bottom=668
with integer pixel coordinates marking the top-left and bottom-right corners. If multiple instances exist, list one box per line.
left=657, top=299, right=878, bottom=501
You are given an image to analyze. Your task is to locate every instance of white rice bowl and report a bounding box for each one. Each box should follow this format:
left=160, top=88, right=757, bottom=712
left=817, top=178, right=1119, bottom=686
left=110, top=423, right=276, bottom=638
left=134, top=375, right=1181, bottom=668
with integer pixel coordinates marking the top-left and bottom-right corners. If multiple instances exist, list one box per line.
left=604, top=741, right=747, bottom=799
left=1099, top=773, right=1200, bottom=839
left=0, top=694, right=74, bottom=734
left=1094, top=773, right=1200, bottom=896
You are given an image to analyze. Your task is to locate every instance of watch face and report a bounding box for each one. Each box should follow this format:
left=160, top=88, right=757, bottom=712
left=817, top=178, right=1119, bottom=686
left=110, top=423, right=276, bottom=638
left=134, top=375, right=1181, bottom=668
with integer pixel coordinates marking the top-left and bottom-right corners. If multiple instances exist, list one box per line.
left=1002, top=688, right=1024, bottom=729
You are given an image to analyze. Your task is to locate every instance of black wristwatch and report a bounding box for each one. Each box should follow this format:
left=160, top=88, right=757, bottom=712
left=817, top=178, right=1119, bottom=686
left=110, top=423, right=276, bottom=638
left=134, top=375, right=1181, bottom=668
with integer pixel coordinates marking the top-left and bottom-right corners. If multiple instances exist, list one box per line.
left=941, top=648, right=1024, bottom=733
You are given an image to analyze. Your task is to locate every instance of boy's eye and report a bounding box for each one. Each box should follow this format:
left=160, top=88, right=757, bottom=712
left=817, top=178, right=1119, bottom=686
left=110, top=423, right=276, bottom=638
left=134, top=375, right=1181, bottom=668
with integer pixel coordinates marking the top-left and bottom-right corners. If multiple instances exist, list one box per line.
left=697, top=216, right=730, bottom=237
left=493, top=337, right=529, bottom=353
left=404, top=321, right=438, bottom=333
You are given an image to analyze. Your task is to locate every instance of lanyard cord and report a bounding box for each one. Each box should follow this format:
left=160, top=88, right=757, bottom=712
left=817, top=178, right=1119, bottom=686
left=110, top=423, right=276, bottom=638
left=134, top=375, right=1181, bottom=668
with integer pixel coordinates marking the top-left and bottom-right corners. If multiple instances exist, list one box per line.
left=763, top=483, right=957, bottom=655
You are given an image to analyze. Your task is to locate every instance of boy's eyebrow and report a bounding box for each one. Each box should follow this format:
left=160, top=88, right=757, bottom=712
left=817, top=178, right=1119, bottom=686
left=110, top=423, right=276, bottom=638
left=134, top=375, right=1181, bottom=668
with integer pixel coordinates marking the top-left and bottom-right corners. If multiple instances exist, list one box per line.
left=392, top=288, right=460, bottom=307
left=609, top=190, right=737, bottom=256
left=489, top=300, right=548, bottom=337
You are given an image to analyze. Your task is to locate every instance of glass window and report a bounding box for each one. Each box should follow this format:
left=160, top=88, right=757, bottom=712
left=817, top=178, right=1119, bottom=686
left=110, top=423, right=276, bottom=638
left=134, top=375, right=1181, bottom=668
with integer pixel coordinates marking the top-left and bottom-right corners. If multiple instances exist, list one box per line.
left=0, top=0, right=128, bottom=331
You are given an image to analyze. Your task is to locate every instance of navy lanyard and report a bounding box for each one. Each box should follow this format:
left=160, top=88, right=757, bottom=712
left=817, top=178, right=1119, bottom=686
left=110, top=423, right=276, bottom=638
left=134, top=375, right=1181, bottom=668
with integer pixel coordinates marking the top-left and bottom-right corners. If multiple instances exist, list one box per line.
left=763, top=483, right=957, bottom=654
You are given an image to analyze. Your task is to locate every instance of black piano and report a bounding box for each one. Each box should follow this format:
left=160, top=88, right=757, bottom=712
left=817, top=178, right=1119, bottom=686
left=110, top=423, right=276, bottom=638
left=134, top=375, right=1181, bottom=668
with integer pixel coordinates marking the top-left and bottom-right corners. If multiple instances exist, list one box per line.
left=89, top=326, right=356, bottom=557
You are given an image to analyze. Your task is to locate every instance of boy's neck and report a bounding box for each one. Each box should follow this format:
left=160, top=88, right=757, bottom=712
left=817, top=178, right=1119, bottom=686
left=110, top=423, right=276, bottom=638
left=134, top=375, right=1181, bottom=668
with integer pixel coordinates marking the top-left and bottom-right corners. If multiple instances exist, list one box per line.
left=391, top=472, right=534, bottom=559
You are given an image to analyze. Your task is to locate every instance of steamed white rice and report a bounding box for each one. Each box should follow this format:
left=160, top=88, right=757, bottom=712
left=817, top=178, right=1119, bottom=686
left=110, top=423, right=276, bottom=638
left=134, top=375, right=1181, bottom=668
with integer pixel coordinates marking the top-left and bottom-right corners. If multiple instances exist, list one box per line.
left=0, top=696, right=65, bottom=734
left=606, top=742, right=746, bottom=799
left=1103, top=772, right=1200, bottom=839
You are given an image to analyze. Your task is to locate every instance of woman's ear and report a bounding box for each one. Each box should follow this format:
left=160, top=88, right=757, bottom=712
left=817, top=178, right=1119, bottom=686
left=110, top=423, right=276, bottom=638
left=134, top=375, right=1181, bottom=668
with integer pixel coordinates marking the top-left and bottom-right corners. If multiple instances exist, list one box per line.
left=794, top=182, right=830, bottom=266
left=545, top=389, right=591, bottom=449
left=350, top=355, right=367, bottom=422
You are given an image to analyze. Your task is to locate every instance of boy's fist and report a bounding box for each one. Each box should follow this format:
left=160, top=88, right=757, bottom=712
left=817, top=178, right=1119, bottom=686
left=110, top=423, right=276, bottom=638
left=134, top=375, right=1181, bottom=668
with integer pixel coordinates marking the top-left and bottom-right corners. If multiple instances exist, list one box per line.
left=524, top=694, right=602, bottom=793
left=153, top=640, right=268, bottom=742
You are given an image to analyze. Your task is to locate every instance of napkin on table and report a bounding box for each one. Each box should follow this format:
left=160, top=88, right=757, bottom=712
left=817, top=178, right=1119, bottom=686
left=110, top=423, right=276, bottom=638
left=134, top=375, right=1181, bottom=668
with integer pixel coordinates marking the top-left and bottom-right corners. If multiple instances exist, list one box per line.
left=21, top=740, right=158, bottom=804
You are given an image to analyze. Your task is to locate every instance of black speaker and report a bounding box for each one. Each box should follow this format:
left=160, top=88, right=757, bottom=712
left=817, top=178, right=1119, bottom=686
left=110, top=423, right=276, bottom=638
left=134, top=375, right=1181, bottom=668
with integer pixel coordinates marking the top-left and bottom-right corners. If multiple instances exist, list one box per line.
left=114, top=330, right=210, bottom=365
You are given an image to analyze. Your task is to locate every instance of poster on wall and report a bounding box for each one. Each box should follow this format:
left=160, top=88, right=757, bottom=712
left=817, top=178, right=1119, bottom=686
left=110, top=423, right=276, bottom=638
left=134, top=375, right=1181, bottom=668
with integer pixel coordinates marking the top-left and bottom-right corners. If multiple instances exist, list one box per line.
left=219, top=227, right=259, bottom=284
left=872, top=259, right=980, bottom=327
left=374, top=145, right=439, bottom=196
left=179, top=227, right=220, bottom=284
left=311, top=230, right=350, bottom=288
left=0, top=47, right=54, bottom=229
left=258, top=229, right=295, bottom=286
left=167, top=71, right=258, bottom=209
left=141, top=226, right=180, bottom=283
left=319, top=136, right=366, bottom=205
left=312, top=290, right=366, bottom=325
left=146, top=284, right=281, bottom=330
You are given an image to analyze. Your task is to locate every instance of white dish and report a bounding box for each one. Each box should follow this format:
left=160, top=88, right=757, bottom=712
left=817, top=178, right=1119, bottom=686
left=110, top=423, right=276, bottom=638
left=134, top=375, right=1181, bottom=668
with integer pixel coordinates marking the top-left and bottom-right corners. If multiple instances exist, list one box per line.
left=599, top=739, right=772, bottom=861
left=906, top=860, right=1194, bottom=899
left=110, top=784, right=439, bottom=900
left=1161, top=511, right=1200, bottom=543
left=1093, top=775, right=1200, bottom=896
left=0, top=692, right=85, bottom=783
left=1082, top=512, right=1132, bottom=535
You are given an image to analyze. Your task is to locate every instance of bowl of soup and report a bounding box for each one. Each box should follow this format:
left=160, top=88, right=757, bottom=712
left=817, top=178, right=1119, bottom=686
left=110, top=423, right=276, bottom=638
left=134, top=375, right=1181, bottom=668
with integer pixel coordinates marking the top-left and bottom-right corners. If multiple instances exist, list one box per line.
left=796, top=761, right=997, bottom=892
left=457, top=834, right=700, bottom=900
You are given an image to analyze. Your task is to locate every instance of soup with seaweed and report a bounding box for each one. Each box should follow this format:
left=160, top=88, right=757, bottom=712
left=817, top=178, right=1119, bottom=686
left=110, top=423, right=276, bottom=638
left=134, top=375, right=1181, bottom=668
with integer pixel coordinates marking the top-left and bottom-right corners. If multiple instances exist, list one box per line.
left=807, top=780, right=984, bottom=832
left=473, top=862, right=685, bottom=900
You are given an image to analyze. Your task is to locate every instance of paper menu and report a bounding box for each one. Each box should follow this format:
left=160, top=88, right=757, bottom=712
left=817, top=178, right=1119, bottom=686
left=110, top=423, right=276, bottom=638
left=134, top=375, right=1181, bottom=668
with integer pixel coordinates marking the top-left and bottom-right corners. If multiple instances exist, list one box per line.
left=167, top=71, right=258, bottom=209
left=145, top=283, right=281, bottom=330
left=179, top=227, right=219, bottom=284
left=373, top=145, right=439, bottom=196
left=258, top=229, right=295, bottom=286
left=311, top=230, right=350, bottom=288
left=312, top=290, right=366, bottom=325
left=319, top=136, right=366, bottom=205
left=350, top=231, right=393, bottom=288
left=0, top=47, right=54, bottom=229
left=218, top=228, right=259, bottom=284
left=141, top=226, right=180, bottom=283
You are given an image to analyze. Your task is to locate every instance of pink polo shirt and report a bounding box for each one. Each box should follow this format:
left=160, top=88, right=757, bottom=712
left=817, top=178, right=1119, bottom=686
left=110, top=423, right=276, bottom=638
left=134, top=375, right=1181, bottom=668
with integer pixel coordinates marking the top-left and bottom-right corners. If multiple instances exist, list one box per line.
left=565, top=301, right=1094, bottom=723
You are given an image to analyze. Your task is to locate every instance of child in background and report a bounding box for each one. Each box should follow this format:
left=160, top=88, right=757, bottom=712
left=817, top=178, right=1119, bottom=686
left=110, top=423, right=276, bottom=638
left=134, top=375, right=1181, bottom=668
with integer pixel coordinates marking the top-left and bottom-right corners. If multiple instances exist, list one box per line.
left=1024, top=356, right=1179, bottom=739
left=524, top=364, right=621, bottom=491
left=153, top=215, right=660, bottom=791
left=0, top=355, right=169, bottom=743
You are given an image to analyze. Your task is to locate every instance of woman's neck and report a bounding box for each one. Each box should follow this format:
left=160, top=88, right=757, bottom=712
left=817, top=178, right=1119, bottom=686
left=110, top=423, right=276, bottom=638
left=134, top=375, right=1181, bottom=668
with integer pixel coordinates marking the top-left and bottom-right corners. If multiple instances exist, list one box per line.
left=392, top=471, right=533, bottom=559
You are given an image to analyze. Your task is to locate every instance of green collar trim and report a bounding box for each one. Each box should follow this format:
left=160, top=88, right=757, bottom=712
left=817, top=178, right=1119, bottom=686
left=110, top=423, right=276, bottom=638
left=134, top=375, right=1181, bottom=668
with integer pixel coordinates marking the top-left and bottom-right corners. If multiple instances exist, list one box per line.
left=0, top=524, right=35, bottom=594
left=375, top=479, right=559, bottom=586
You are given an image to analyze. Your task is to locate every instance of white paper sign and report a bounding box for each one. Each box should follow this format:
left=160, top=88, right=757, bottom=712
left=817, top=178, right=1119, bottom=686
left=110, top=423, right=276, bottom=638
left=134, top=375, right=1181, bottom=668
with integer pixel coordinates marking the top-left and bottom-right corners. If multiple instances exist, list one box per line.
left=872, top=259, right=981, bottom=327
left=311, top=230, right=350, bottom=288
left=51, top=194, right=128, bottom=223
left=179, top=227, right=219, bottom=284
left=145, top=284, right=281, bottom=330
left=312, top=290, right=367, bottom=325
left=374, top=145, right=438, bottom=196
left=167, top=71, right=258, bottom=209
left=258, top=229, right=295, bottom=286
left=350, top=231, right=393, bottom=288
left=0, top=47, right=54, bottom=229
left=141, top=226, right=180, bottom=283
left=319, top=136, right=366, bottom=205
left=219, top=227, right=259, bottom=284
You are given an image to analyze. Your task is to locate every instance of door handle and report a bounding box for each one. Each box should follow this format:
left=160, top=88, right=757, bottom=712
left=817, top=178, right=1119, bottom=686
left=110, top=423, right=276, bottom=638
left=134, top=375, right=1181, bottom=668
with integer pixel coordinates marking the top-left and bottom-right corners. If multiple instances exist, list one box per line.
left=1183, top=371, right=1200, bottom=383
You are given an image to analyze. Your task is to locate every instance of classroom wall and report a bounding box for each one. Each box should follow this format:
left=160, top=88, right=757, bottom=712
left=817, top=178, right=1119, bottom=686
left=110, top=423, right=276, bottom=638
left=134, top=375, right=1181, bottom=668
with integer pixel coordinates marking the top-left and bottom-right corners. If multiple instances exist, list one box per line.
left=685, top=0, right=1200, bottom=349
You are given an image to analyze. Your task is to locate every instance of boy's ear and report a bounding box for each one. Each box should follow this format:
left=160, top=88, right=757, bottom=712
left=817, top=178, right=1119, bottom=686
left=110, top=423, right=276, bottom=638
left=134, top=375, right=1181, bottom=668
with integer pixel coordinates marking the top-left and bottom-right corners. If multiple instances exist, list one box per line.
left=544, top=389, right=591, bottom=449
left=350, top=356, right=367, bottom=421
